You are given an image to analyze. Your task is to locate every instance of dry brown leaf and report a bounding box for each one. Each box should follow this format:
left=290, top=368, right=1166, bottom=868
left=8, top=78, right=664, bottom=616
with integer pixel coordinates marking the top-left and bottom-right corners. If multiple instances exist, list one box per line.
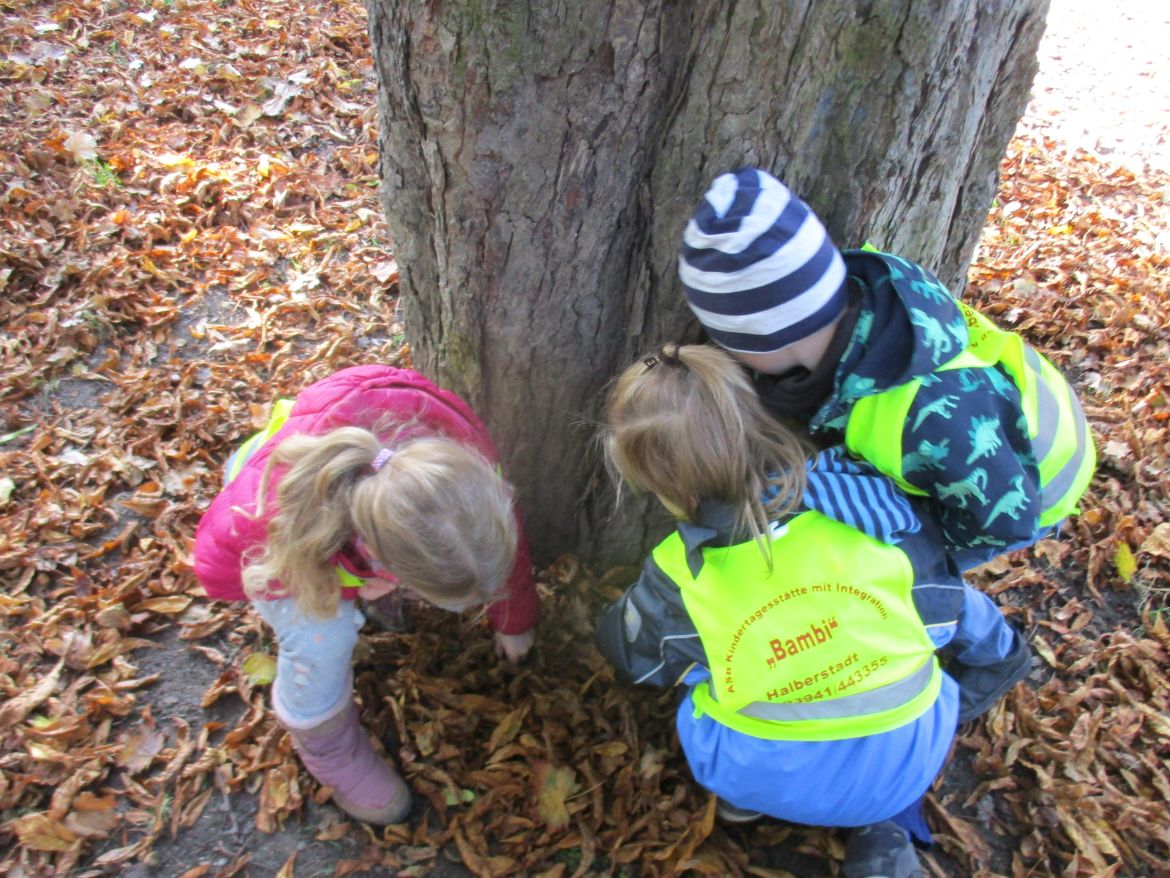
left=116, top=726, right=166, bottom=774
left=0, top=657, right=65, bottom=728
left=487, top=706, right=527, bottom=753
left=1139, top=522, right=1170, bottom=558
left=274, top=851, right=296, bottom=878
left=531, top=761, right=579, bottom=832
left=134, top=595, right=194, bottom=615
left=63, top=808, right=120, bottom=839
left=11, top=812, right=80, bottom=852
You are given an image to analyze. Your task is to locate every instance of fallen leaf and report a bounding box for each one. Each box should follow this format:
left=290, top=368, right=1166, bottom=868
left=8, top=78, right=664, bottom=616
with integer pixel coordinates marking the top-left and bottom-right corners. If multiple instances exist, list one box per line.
left=532, top=761, right=579, bottom=831
left=0, top=657, right=65, bottom=728
left=242, top=652, right=277, bottom=685
left=12, top=813, right=79, bottom=852
left=63, top=808, right=120, bottom=839
left=116, top=726, right=166, bottom=774
left=1139, top=523, right=1170, bottom=559
left=487, top=706, right=527, bottom=753
left=442, top=787, right=477, bottom=806
left=64, top=130, right=98, bottom=162
left=1115, top=542, right=1138, bottom=582
left=275, top=851, right=296, bottom=878
left=134, top=595, right=194, bottom=615
left=372, top=259, right=399, bottom=284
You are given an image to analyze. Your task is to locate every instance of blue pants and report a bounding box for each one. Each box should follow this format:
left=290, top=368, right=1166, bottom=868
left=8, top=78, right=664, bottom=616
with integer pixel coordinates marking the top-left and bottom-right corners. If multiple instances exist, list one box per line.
left=939, top=585, right=1018, bottom=666
left=252, top=598, right=364, bottom=726
left=676, top=670, right=959, bottom=845
left=674, top=585, right=1017, bottom=844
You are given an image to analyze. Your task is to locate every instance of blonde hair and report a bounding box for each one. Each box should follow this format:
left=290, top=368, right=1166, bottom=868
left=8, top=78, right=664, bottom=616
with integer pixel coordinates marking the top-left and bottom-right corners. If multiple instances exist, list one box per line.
left=242, top=426, right=518, bottom=620
left=603, top=343, right=809, bottom=560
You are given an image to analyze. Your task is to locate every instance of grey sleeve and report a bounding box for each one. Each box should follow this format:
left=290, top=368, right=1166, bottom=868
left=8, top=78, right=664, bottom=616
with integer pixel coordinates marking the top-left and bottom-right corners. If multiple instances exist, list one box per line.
left=594, top=556, right=708, bottom=688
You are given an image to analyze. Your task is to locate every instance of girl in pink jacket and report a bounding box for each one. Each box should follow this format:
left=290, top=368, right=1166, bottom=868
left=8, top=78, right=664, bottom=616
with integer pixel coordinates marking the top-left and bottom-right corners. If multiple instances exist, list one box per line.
left=194, top=365, right=540, bottom=825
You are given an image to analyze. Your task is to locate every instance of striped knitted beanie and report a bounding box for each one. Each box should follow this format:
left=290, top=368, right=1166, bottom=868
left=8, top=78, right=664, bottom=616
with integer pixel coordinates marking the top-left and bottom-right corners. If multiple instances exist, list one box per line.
left=678, top=168, right=847, bottom=354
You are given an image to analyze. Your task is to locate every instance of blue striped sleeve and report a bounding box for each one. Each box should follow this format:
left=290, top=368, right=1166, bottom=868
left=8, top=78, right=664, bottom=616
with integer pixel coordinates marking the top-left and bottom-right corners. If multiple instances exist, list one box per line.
left=802, top=448, right=921, bottom=543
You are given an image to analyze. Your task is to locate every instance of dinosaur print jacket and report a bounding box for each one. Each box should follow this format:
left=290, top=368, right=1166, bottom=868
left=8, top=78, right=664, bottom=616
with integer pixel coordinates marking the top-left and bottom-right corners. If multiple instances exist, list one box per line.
left=755, top=249, right=1043, bottom=563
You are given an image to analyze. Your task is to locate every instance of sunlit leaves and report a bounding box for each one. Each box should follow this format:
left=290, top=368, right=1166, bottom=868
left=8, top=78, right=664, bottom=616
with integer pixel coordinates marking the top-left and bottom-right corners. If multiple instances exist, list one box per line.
left=1114, top=541, right=1138, bottom=582
left=62, top=130, right=97, bottom=162
left=531, top=762, right=579, bottom=831
left=1, top=0, right=1168, bottom=876
left=11, top=813, right=80, bottom=853
left=241, top=652, right=277, bottom=686
left=0, top=1, right=403, bottom=875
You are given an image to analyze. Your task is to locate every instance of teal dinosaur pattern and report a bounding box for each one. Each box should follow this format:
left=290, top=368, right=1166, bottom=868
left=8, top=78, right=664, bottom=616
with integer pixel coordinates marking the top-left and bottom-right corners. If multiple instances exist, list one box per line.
left=853, top=310, right=875, bottom=345
left=984, top=475, right=1028, bottom=526
left=958, top=368, right=1014, bottom=399
left=962, top=533, right=1010, bottom=548
left=1016, top=413, right=1031, bottom=438
left=766, top=249, right=1049, bottom=560
left=957, top=370, right=987, bottom=394
left=840, top=374, right=877, bottom=402
left=936, top=468, right=989, bottom=509
left=918, top=373, right=943, bottom=390
left=822, top=413, right=850, bottom=431
left=965, top=415, right=1003, bottom=464
left=982, top=366, right=1017, bottom=399
left=908, top=277, right=953, bottom=306
left=911, top=394, right=959, bottom=431
left=909, top=308, right=959, bottom=361
left=903, top=438, right=951, bottom=474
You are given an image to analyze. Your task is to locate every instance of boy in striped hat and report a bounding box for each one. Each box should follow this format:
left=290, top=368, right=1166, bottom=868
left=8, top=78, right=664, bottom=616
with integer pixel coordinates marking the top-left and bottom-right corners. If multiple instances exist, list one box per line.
left=678, top=168, right=1094, bottom=570
left=677, top=167, right=1096, bottom=735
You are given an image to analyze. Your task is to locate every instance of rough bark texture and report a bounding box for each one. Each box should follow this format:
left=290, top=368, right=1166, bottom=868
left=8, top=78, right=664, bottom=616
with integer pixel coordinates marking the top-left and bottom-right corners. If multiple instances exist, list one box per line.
left=365, top=0, right=1050, bottom=563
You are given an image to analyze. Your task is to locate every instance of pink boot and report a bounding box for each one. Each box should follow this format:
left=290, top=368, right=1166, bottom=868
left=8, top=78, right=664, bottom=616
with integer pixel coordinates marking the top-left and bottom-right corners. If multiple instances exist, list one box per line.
left=280, top=701, right=412, bottom=825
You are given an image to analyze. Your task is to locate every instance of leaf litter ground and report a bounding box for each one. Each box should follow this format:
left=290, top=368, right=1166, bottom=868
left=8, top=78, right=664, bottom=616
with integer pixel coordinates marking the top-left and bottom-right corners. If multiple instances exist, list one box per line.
left=1, top=2, right=1168, bottom=877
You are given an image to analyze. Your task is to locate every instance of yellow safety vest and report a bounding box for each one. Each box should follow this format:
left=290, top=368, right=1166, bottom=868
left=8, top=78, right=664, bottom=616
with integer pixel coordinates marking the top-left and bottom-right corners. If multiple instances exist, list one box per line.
left=844, top=301, right=1095, bottom=527
left=652, top=511, right=941, bottom=742
left=225, top=399, right=366, bottom=593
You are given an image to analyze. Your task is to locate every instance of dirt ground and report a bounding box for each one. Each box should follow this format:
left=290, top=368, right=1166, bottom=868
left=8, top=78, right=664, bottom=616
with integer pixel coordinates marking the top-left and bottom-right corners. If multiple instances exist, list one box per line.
left=128, top=4, right=1170, bottom=873
left=3, top=1, right=1168, bottom=876
left=1023, top=0, right=1170, bottom=176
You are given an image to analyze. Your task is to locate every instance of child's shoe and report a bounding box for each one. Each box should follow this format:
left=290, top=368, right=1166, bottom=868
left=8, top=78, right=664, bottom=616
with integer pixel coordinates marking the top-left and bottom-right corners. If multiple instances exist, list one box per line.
left=952, top=628, right=1034, bottom=724
left=715, top=798, right=763, bottom=823
left=842, top=821, right=923, bottom=878
left=283, top=701, right=412, bottom=825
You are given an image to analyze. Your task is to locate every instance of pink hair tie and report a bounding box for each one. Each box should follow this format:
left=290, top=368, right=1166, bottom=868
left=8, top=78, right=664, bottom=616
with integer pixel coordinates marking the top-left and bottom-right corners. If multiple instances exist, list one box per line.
left=371, top=448, right=395, bottom=472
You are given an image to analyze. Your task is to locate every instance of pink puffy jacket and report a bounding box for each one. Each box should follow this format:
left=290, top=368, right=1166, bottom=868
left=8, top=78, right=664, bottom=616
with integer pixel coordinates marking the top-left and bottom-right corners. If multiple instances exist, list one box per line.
left=193, top=365, right=539, bottom=635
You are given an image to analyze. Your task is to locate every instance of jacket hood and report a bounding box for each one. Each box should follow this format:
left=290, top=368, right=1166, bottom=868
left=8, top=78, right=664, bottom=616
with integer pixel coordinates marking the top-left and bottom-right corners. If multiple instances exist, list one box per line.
left=675, top=450, right=922, bottom=576
left=815, top=250, right=968, bottom=429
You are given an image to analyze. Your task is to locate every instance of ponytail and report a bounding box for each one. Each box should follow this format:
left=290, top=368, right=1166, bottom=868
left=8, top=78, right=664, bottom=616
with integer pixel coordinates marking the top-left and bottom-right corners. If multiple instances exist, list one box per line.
left=603, top=343, right=810, bottom=564
left=243, top=427, right=381, bottom=619
left=243, top=425, right=518, bottom=620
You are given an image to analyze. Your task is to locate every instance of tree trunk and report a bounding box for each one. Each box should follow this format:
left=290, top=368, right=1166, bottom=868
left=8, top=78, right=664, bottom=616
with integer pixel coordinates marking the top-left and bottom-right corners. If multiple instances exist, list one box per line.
left=364, top=0, right=1049, bottom=563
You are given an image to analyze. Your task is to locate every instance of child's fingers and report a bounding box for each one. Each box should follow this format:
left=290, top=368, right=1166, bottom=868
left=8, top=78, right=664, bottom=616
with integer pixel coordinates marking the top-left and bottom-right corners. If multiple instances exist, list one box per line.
left=493, top=629, right=536, bottom=664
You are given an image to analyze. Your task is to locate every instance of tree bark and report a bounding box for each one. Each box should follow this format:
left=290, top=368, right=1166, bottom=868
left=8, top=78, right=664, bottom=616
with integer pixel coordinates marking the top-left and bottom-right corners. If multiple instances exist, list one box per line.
left=364, top=0, right=1050, bottom=563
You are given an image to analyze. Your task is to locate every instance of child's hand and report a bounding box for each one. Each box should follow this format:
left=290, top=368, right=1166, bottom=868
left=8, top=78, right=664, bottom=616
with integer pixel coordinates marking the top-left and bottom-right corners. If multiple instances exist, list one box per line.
left=494, top=628, right=536, bottom=664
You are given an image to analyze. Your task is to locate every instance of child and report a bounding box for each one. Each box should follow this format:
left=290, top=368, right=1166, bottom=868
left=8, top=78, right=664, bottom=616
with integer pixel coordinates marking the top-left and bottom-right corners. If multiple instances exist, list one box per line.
left=194, top=365, right=539, bottom=825
left=595, top=344, right=1027, bottom=877
left=677, top=167, right=1096, bottom=571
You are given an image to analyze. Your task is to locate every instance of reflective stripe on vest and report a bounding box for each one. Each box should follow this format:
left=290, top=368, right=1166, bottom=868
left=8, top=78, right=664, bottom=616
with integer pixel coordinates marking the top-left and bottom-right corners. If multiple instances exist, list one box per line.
left=738, top=658, right=934, bottom=722
left=225, top=398, right=295, bottom=484
left=844, top=301, right=1095, bottom=526
left=225, top=398, right=366, bottom=593
left=652, top=511, right=941, bottom=742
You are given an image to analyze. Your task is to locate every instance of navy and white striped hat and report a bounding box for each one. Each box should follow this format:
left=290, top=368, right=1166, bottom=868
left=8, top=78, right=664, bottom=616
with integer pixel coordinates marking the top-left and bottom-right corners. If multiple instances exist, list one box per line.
left=678, top=168, right=847, bottom=354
